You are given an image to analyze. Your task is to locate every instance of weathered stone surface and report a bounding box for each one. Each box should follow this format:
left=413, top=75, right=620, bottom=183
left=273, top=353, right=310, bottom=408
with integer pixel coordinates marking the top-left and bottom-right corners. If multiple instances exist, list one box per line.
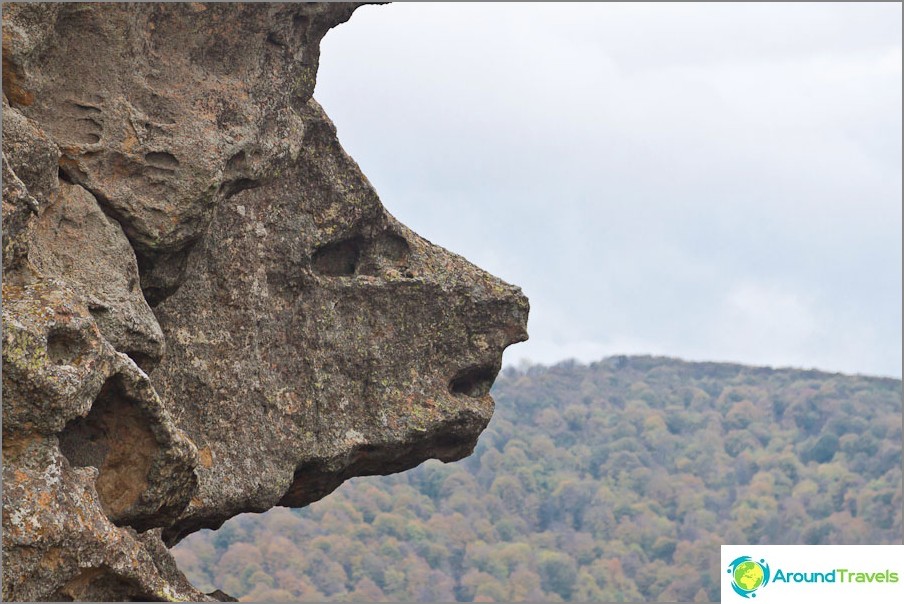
left=2, top=278, right=200, bottom=601
left=2, top=2, right=528, bottom=601
left=29, top=182, right=166, bottom=371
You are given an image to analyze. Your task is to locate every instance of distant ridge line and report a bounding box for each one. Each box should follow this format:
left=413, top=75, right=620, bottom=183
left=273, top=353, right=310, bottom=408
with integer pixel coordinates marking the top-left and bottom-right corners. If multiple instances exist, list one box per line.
left=505, top=354, right=903, bottom=384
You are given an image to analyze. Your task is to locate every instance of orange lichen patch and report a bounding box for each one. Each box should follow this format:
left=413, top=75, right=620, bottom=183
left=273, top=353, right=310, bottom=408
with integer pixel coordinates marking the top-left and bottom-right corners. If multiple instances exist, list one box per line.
left=58, top=155, right=87, bottom=176
left=1, top=48, right=34, bottom=107
left=94, top=400, right=155, bottom=517
left=37, top=491, right=53, bottom=509
left=2, top=434, right=40, bottom=459
left=197, top=446, right=213, bottom=468
left=121, top=130, right=140, bottom=154
left=57, top=567, right=104, bottom=600
left=41, top=548, right=65, bottom=571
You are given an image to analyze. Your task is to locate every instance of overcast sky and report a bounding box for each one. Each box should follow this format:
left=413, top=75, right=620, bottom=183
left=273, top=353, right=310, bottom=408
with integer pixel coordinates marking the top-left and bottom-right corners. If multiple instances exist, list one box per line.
left=315, top=2, right=902, bottom=378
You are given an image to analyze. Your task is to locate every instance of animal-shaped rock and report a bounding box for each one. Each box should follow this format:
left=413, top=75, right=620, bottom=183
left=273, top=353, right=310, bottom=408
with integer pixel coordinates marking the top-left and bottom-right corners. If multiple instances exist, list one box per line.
left=2, top=3, right=528, bottom=600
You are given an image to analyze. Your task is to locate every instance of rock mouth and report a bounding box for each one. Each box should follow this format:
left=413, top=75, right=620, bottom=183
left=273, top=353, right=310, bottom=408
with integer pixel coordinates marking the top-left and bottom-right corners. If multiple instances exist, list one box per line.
left=450, top=364, right=501, bottom=398
left=162, top=408, right=492, bottom=547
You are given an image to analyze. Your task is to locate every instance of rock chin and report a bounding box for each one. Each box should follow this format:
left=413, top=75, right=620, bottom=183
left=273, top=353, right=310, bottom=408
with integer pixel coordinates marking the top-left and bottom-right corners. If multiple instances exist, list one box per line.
left=2, top=2, right=528, bottom=602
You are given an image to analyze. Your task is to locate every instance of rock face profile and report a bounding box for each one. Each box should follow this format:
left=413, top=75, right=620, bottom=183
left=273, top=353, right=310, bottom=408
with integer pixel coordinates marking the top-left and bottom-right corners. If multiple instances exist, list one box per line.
left=1, top=3, right=529, bottom=601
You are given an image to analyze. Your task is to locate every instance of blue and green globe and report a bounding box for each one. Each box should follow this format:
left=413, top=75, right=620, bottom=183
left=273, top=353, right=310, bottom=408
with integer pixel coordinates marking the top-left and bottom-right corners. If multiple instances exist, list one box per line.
left=734, top=561, right=764, bottom=591
left=727, top=556, right=770, bottom=598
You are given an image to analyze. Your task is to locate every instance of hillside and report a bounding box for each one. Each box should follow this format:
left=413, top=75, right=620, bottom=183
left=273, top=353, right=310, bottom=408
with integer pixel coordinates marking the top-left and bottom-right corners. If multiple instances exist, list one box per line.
left=172, top=357, right=903, bottom=601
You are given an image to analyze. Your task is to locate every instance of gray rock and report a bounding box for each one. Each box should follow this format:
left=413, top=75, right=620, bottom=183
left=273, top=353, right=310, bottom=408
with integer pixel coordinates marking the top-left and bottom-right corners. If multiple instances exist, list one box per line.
left=28, top=182, right=165, bottom=371
left=2, top=3, right=528, bottom=600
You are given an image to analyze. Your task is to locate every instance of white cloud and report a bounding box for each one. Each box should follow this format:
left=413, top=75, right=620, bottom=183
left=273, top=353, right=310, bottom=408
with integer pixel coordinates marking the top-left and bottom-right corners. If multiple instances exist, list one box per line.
left=712, top=281, right=819, bottom=360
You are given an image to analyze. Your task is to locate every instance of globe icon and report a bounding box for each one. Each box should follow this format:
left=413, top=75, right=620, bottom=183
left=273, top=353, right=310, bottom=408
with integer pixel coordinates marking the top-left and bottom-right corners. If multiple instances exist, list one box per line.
left=733, top=560, right=764, bottom=592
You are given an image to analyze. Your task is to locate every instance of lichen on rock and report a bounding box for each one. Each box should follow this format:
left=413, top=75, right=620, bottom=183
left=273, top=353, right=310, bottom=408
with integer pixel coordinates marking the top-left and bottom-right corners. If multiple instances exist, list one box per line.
left=2, top=3, right=528, bottom=601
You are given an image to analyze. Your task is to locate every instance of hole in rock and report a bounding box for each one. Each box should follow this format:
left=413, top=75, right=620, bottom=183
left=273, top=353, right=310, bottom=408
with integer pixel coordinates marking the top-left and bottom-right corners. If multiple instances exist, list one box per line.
left=224, top=150, right=246, bottom=176
left=124, top=350, right=157, bottom=373
left=265, top=31, right=285, bottom=47
left=49, top=567, right=158, bottom=602
left=312, top=236, right=364, bottom=276
left=87, top=304, right=109, bottom=320
left=292, top=14, right=310, bottom=30
left=221, top=178, right=259, bottom=199
left=79, top=132, right=101, bottom=144
left=449, top=365, right=498, bottom=398
left=144, top=151, right=180, bottom=169
left=61, top=117, right=102, bottom=145
left=136, top=247, right=191, bottom=308
left=46, top=325, right=87, bottom=366
left=58, top=375, right=159, bottom=528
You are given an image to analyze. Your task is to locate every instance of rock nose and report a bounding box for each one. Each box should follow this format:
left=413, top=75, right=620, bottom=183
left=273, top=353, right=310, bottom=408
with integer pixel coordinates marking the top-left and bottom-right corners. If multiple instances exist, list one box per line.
left=444, top=270, right=530, bottom=397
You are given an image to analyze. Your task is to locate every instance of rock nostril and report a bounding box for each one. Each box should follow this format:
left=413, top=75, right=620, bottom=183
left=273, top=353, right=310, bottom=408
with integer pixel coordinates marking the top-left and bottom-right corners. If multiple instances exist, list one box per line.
left=449, top=365, right=498, bottom=398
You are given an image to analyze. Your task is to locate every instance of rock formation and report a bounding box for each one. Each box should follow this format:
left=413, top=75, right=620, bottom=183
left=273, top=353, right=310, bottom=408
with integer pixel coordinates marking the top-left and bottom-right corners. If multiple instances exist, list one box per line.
left=1, top=3, right=529, bottom=601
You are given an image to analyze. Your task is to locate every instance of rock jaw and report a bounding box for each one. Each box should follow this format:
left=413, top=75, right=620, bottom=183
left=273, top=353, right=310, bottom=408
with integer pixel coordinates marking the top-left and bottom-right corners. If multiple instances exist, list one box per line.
left=2, top=2, right=528, bottom=601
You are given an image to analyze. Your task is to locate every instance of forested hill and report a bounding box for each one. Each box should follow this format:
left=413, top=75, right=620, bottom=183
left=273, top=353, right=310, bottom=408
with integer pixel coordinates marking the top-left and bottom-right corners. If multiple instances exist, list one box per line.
left=172, top=357, right=903, bottom=602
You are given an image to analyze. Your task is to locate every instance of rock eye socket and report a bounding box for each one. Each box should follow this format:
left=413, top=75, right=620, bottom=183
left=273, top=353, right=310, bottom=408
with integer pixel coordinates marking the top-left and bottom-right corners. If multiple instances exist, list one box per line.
left=46, top=325, right=87, bottom=366
left=312, top=236, right=364, bottom=276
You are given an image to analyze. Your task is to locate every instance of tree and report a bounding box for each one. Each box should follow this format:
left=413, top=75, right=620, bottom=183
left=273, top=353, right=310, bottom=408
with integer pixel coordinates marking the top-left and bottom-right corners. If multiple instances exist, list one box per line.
left=538, top=551, right=578, bottom=600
